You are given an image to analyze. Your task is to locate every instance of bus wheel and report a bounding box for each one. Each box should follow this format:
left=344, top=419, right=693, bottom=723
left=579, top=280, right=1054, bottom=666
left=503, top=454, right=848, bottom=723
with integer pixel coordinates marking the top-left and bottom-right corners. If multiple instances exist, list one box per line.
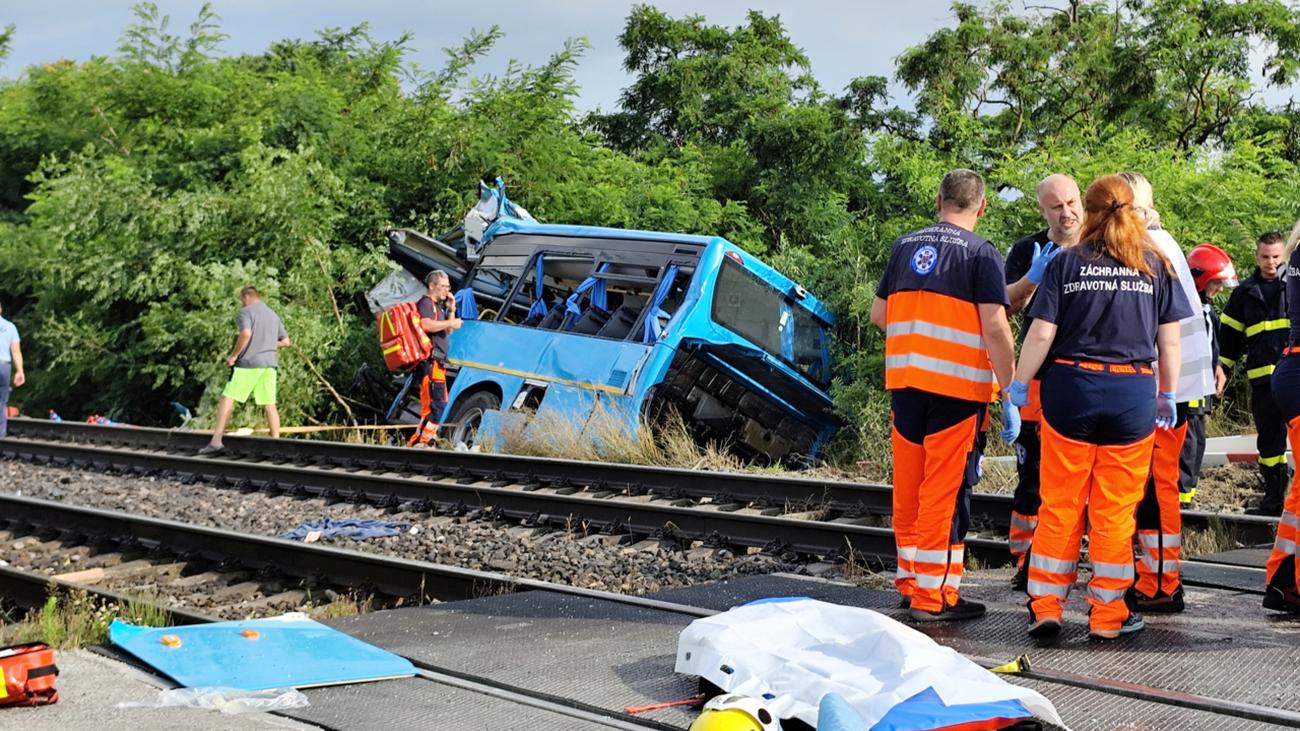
left=448, top=391, right=501, bottom=448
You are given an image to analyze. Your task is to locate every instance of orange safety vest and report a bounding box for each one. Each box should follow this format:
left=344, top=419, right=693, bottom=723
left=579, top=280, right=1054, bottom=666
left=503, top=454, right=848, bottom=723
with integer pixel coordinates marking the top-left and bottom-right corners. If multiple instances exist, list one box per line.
left=884, top=289, right=997, bottom=403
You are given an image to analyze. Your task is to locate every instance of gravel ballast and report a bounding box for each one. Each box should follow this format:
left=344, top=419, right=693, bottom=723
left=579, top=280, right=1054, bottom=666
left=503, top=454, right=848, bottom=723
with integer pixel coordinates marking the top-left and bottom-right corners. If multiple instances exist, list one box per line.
left=0, top=459, right=796, bottom=595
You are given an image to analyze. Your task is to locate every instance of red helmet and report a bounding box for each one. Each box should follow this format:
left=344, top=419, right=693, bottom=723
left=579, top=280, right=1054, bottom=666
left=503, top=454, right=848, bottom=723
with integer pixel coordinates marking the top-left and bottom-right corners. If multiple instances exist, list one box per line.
left=1186, top=244, right=1238, bottom=292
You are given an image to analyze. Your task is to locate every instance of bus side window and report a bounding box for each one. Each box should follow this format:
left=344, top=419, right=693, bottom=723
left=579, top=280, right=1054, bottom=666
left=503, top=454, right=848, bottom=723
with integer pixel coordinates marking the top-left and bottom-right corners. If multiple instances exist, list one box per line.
left=513, top=253, right=594, bottom=330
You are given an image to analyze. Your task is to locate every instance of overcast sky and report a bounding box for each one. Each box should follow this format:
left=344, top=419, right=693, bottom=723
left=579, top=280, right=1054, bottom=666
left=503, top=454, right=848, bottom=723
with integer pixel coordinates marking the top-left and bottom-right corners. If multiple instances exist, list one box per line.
left=2, top=1, right=960, bottom=110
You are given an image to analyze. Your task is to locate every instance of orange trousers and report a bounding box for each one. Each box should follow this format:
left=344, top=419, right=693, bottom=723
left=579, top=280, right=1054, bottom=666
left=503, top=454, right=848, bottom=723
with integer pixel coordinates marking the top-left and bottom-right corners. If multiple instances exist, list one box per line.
left=1265, top=415, right=1300, bottom=599
left=408, top=361, right=448, bottom=446
left=891, top=390, right=983, bottom=614
left=1134, top=417, right=1188, bottom=600
left=1009, top=381, right=1042, bottom=567
left=1028, top=418, right=1154, bottom=633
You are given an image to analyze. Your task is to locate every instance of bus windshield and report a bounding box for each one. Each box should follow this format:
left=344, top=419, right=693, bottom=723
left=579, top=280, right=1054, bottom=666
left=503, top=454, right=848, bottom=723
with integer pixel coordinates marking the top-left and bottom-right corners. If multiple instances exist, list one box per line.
left=711, top=258, right=831, bottom=390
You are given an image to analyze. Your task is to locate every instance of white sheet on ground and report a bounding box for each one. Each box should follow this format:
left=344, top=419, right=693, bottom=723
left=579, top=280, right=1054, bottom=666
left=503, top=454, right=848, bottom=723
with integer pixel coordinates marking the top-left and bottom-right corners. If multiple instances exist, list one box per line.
left=675, top=598, right=1065, bottom=730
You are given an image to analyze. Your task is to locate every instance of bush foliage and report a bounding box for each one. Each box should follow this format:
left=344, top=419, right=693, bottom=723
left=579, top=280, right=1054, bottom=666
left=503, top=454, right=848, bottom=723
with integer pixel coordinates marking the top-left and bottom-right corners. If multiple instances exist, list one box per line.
left=1, top=2, right=1298, bottom=462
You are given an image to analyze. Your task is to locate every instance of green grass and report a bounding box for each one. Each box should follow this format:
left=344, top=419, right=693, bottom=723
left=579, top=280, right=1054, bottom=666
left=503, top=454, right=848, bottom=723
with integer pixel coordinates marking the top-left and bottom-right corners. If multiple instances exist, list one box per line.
left=0, top=589, right=171, bottom=649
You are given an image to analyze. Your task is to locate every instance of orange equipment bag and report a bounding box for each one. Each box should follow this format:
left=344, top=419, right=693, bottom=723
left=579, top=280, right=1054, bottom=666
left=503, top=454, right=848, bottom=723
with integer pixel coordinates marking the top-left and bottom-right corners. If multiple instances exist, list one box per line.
left=378, top=301, right=433, bottom=372
left=0, top=642, right=59, bottom=707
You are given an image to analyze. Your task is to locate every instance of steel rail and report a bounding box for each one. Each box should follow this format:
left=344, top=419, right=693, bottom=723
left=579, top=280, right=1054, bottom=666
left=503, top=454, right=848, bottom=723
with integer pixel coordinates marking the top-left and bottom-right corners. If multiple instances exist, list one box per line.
left=1, top=437, right=1015, bottom=566
left=6, top=418, right=1279, bottom=545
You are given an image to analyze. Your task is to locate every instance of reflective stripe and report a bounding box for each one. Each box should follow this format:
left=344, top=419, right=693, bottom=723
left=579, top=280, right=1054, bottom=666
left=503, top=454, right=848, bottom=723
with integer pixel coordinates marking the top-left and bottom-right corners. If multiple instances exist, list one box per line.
left=1220, top=355, right=1236, bottom=368
left=1091, top=561, right=1134, bottom=580
left=1282, top=512, right=1298, bottom=529
left=1180, top=318, right=1203, bottom=336
left=1009, top=539, right=1033, bottom=552
left=895, top=566, right=915, bottom=579
left=1027, top=579, right=1070, bottom=598
left=885, top=354, right=996, bottom=384
left=1221, top=313, right=1246, bottom=332
left=1138, top=533, right=1182, bottom=549
left=1088, top=585, right=1129, bottom=603
left=1009, top=515, right=1038, bottom=531
left=1245, top=318, right=1289, bottom=337
left=1248, top=364, right=1276, bottom=380
left=886, top=320, right=985, bottom=350
left=1259, top=453, right=1288, bottom=467
left=1276, top=536, right=1296, bottom=555
left=915, top=573, right=946, bottom=589
left=1030, top=554, right=1078, bottom=574
left=914, top=548, right=962, bottom=564
left=1141, top=555, right=1180, bottom=572
left=1188, top=400, right=1203, bottom=408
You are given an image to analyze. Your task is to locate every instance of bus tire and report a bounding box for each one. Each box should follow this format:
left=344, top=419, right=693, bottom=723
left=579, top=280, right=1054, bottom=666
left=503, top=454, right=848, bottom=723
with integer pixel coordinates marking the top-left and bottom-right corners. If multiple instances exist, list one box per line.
left=448, top=390, right=501, bottom=448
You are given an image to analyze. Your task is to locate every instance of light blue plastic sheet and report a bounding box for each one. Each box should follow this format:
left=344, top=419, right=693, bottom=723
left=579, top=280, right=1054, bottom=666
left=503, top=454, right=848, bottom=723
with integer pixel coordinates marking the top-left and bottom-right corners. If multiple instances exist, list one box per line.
left=110, top=615, right=416, bottom=690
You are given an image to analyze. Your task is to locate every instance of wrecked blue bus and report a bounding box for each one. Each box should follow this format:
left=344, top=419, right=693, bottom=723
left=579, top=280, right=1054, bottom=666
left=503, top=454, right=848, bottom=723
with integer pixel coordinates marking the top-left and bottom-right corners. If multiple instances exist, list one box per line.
left=385, top=219, right=840, bottom=463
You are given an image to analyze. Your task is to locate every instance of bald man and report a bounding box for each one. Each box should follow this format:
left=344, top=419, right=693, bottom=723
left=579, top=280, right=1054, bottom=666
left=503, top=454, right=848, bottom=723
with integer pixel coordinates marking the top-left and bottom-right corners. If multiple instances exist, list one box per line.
left=1003, top=174, right=1084, bottom=588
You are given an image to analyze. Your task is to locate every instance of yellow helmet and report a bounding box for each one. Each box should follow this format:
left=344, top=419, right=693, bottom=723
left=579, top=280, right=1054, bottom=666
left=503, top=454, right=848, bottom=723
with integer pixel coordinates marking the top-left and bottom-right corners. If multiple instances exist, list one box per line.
left=688, top=694, right=781, bottom=731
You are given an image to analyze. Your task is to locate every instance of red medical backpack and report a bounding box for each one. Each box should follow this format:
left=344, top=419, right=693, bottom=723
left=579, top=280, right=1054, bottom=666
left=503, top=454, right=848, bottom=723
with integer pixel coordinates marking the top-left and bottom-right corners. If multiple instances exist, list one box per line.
left=377, top=301, right=433, bottom=372
left=0, top=642, right=59, bottom=707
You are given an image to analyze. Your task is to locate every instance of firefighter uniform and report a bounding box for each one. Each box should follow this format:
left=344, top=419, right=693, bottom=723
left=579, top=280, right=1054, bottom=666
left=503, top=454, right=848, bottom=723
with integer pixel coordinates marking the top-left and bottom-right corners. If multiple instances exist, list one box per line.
left=878, top=222, right=1007, bottom=617
left=1179, top=244, right=1238, bottom=504
left=1264, top=244, right=1300, bottom=613
left=1220, top=271, right=1290, bottom=514
left=1003, top=230, right=1051, bottom=571
left=1132, top=227, right=1215, bottom=610
left=1025, top=244, right=1192, bottom=638
left=408, top=294, right=451, bottom=446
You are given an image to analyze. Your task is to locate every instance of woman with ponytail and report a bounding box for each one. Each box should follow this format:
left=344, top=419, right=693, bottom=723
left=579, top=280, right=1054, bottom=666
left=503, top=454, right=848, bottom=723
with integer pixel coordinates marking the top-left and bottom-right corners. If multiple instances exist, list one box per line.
left=1263, top=217, right=1300, bottom=614
left=1007, top=175, right=1192, bottom=640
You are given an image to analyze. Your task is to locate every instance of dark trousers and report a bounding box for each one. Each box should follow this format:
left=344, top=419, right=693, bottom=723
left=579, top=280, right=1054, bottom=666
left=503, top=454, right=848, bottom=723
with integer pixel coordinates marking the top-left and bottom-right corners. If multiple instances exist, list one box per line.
left=0, top=361, right=9, bottom=439
left=1252, top=381, right=1291, bottom=509
left=1179, top=409, right=1207, bottom=495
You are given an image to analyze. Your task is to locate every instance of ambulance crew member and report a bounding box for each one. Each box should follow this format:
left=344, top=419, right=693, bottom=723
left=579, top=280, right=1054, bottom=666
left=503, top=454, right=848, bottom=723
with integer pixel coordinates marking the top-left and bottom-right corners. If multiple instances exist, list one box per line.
left=1009, top=175, right=1191, bottom=640
left=1219, top=232, right=1290, bottom=516
left=1264, top=217, right=1300, bottom=614
left=1179, top=245, right=1238, bottom=503
left=408, top=270, right=462, bottom=446
left=1121, top=171, right=1214, bottom=614
left=1002, top=174, right=1082, bottom=587
left=870, top=169, right=1019, bottom=623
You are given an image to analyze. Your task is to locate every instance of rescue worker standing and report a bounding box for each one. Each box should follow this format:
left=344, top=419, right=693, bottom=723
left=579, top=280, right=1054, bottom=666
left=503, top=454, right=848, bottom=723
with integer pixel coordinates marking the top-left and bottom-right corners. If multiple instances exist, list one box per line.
left=1122, top=171, right=1214, bottom=614
left=0, top=300, right=25, bottom=439
left=409, top=270, right=462, bottom=447
left=1010, top=175, right=1191, bottom=640
left=1002, top=174, right=1083, bottom=586
left=870, top=169, right=1019, bottom=622
left=1179, top=245, right=1239, bottom=503
left=1220, top=232, right=1291, bottom=516
left=1264, top=217, right=1300, bottom=613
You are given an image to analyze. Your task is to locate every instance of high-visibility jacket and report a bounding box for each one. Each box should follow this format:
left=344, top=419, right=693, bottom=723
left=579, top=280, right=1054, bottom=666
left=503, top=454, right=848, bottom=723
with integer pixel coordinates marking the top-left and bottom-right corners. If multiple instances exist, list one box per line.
left=1149, top=228, right=1214, bottom=402
left=1219, top=271, right=1288, bottom=383
left=879, top=224, right=1006, bottom=404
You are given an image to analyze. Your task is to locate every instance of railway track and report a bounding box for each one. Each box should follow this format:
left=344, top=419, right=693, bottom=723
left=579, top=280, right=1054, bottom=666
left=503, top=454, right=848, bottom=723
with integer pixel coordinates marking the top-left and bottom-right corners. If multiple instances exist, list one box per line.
left=0, top=493, right=1295, bottom=730
left=2, top=418, right=1279, bottom=560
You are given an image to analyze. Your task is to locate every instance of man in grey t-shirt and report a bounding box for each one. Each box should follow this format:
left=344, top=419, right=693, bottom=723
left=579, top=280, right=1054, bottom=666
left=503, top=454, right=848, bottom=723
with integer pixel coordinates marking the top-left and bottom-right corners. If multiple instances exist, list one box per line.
left=200, top=287, right=290, bottom=454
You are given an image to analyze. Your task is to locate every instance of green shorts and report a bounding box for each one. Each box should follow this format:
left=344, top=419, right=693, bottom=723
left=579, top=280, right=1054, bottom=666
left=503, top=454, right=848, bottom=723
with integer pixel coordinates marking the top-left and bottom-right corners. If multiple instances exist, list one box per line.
left=222, top=367, right=277, bottom=406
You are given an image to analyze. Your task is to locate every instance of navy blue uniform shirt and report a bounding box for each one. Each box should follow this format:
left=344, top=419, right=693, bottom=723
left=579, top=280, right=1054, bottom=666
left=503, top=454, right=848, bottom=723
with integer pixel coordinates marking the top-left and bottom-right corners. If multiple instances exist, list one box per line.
left=1288, top=246, right=1300, bottom=345
left=1029, top=242, right=1192, bottom=364
left=875, top=223, right=1008, bottom=306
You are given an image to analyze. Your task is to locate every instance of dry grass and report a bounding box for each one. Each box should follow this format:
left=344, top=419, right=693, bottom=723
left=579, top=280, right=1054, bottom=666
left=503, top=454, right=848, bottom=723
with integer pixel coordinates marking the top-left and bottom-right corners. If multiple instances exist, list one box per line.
left=485, top=404, right=755, bottom=472
left=309, top=592, right=374, bottom=620
left=1182, top=517, right=1246, bottom=557
left=0, top=589, right=171, bottom=649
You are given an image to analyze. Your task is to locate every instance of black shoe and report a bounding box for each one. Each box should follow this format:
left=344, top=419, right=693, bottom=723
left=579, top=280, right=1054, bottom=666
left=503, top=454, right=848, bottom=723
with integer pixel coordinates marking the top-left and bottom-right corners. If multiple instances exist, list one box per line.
left=899, top=596, right=911, bottom=609
left=1246, top=503, right=1284, bottom=517
left=1011, top=562, right=1029, bottom=592
left=197, top=444, right=225, bottom=456
left=910, top=598, right=986, bottom=622
left=1090, top=612, right=1144, bottom=640
left=1132, top=587, right=1185, bottom=614
left=1262, top=586, right=1300, bottom=613
left=1027, top=616, right=1061, bottom=638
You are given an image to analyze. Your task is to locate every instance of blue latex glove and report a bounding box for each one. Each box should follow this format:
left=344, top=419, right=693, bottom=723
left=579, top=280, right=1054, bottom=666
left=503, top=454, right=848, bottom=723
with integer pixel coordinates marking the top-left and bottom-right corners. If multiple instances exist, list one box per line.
left=1008, top=379, right=1031, bottom=408
left=1155, top=391, right=1177, bottom=429
left=1026, top=241, right=1060, bottom=285
left=1001, top=399, right=1021, bottom=443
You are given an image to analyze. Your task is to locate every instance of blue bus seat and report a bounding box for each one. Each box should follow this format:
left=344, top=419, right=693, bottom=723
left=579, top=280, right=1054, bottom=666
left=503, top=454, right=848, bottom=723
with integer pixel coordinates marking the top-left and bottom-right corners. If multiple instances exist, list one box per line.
left=569, top=305, right=611, bottom=335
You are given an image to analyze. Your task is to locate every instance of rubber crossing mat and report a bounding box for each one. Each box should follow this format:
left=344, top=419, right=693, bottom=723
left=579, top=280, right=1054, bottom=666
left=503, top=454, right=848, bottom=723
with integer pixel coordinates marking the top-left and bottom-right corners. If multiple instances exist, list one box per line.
left=1193, top=546, right=1273, bottom=569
